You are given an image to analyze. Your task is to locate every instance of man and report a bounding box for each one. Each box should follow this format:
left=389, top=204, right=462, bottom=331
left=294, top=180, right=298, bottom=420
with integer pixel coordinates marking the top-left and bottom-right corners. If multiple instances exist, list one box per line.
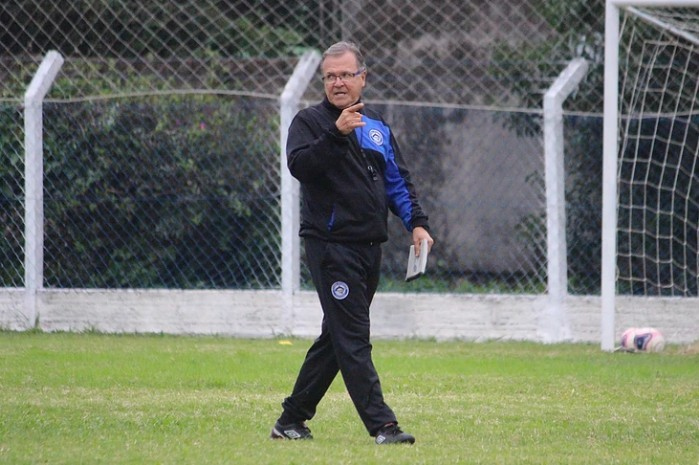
left=270, top=41, right=433, bottom=445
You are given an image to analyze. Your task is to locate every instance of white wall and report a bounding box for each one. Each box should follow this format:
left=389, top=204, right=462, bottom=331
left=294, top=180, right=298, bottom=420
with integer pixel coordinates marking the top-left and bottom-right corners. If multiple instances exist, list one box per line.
left=1, top=289, right=696, bottom=344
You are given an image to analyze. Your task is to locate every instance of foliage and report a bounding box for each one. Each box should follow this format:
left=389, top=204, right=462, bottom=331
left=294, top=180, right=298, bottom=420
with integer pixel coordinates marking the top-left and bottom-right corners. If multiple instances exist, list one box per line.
left=564, top=114, right=604, bottom=294
left=616, top=116, right=699, bottom=296
left=0, top=105, right=25, bottom=286
left=39, top=95, right=280, bottom=288
left=0, top=1, right=329, bottom=289
left=379, top=272, right=547, bottom=294
left=379, top=104, right=454, bottom=284
left=0, top=0, right=321, bottom=58
left=0, top=0, right=326, bottom=100
left=490, top=0, right=606, bottom=294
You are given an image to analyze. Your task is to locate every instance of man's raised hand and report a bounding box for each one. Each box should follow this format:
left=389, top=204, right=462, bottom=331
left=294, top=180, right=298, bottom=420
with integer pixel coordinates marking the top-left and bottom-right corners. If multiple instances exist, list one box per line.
left=336, top=102, right=366, bottom=135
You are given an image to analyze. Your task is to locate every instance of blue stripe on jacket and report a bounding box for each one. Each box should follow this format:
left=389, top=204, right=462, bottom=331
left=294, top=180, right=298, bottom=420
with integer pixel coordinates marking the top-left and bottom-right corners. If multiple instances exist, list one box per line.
left=356, top=118, right=414, bottom=231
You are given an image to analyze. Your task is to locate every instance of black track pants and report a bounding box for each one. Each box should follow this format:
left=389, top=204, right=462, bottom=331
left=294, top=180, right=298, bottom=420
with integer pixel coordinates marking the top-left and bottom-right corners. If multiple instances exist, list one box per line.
left=278, top=237, right=397, bottom=435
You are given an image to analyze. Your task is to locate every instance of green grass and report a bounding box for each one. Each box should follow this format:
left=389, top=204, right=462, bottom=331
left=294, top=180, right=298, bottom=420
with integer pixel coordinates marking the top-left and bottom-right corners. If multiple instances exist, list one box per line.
left=1, top=332, right=697, bottom=464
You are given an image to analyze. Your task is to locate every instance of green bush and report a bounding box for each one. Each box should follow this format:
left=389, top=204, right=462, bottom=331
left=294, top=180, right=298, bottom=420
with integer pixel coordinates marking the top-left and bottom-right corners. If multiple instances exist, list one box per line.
left=0, top=105, right=25, bottom=286
left=41, top=95, right=281, bottom=288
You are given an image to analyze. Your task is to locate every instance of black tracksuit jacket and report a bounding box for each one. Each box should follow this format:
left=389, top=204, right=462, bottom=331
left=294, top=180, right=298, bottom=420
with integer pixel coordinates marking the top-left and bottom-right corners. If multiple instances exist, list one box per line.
left=287, top=97, right=430, bottom=243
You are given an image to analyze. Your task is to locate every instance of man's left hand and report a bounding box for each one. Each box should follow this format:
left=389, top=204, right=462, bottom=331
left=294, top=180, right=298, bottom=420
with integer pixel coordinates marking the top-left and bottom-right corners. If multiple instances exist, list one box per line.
left=412, top=226, right=433, bottom=257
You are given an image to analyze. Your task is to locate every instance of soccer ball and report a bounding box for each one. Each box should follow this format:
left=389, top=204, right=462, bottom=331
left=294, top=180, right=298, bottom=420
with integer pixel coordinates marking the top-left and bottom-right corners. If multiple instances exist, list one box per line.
left=620, top=327, right=637, bottom=351
left=620, top=327, right=665, bottom=353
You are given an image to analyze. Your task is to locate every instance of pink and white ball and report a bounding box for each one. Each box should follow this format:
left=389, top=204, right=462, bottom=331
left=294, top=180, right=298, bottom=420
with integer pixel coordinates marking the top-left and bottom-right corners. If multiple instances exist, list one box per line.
left=621, top=327, right=665, bottom=353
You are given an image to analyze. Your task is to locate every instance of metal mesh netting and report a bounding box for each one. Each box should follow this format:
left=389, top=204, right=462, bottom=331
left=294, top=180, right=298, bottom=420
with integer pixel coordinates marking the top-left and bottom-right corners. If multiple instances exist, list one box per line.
left=1, top=2, right=306, bottom=98
left=0, top=105, right=24, bottom=287
left=1, top=0, right=610, bottom=292
left=616, top=6, right=699, bottom=297
left=39, top=96, right=281, bottom=289
left=631, top=6, right=699, bottom=34
left=0, top=0, right=605, bottom=105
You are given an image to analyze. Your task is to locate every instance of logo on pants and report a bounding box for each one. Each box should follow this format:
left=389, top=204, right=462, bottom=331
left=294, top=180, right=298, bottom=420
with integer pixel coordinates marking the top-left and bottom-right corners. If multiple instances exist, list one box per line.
left=331, top=281, right=349, bottom=300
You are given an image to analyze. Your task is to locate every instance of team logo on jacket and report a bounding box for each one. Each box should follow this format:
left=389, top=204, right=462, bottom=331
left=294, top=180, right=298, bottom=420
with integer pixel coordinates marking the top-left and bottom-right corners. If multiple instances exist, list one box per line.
left=331, top=281, right=349, bottom=300
left=369, top=129, right=384, bottom=146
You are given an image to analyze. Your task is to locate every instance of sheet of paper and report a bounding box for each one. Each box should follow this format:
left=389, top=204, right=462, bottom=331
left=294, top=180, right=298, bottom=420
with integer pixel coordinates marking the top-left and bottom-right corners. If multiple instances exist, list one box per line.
left=405, top=239, right=429, bottom=282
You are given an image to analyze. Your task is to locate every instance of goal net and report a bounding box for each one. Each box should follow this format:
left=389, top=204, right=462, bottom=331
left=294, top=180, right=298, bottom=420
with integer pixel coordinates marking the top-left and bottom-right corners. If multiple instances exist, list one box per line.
left=602, top=1, right=699, bottom=350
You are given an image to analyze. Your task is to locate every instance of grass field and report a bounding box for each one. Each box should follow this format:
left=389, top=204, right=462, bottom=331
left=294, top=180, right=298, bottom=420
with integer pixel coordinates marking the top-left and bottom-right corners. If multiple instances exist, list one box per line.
left=1, top=331, right=697, bottom=464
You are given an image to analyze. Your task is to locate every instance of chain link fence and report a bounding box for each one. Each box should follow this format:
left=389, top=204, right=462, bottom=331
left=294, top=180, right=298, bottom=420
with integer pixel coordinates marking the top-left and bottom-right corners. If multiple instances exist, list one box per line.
left=1, top=0, right=608, bottom=294
left=40, top=96, right=282, bottom=289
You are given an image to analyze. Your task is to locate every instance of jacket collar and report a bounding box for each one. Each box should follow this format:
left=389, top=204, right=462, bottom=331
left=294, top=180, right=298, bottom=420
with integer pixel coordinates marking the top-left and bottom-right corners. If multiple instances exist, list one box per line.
left=322, top=97, right=362, bottom=116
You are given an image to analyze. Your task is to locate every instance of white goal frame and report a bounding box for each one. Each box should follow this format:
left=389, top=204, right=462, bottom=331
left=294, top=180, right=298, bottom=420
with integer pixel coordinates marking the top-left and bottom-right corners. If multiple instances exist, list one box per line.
left=602, top=0, right=699, bottom=351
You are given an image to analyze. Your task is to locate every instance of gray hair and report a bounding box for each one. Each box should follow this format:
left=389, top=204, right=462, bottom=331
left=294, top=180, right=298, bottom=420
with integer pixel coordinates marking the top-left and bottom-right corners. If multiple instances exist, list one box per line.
left=322, top=41, right=366, bottom=70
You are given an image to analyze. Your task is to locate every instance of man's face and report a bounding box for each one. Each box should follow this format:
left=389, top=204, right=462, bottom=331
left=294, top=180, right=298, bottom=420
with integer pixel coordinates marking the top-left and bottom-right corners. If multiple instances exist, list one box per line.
left=321, top=51, right=366, bottom=110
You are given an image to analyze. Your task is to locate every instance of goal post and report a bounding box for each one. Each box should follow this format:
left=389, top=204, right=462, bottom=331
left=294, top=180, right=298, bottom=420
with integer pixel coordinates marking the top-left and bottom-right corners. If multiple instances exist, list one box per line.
left=602, top=0, right=699, bottom=350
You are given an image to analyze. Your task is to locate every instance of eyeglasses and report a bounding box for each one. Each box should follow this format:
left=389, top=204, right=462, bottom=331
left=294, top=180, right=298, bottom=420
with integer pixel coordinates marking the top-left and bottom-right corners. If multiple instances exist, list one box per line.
left=320, top=68, right=365, bottom=84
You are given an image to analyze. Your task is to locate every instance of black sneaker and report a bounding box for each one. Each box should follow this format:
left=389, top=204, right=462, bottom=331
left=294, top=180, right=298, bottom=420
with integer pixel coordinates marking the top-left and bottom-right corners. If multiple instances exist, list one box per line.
left=270, top=421, right=313, bottom=440
left=375, top=422, right=415, bottom=445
